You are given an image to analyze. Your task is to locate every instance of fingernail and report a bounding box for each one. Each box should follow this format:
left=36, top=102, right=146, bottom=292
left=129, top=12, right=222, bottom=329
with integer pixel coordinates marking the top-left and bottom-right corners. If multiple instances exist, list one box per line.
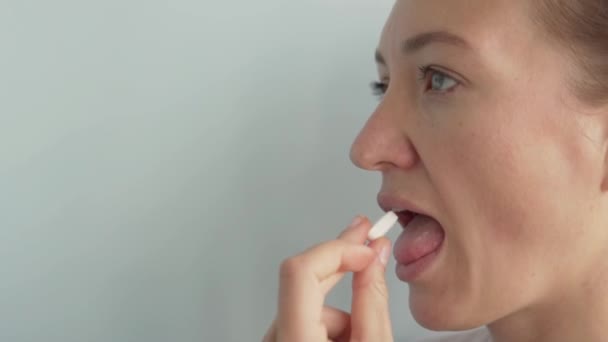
left=349, top=215, right=364, bottom=228
left=378, top=246, right=390, bottom=266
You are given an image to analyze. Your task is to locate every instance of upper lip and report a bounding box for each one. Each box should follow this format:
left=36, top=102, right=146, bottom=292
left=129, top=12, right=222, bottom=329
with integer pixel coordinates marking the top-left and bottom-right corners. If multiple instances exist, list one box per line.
left=377, top=192, right=430, bottom=217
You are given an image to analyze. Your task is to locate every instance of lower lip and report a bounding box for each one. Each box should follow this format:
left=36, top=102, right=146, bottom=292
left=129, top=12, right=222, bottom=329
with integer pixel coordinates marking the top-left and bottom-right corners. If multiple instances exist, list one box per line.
left=395, top=243, right=443, bottom=282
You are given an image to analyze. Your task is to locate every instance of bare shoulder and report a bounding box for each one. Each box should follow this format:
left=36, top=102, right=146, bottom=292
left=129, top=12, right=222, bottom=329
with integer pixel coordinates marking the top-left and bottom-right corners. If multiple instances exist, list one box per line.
left=414, top=327, right=491, bottom=342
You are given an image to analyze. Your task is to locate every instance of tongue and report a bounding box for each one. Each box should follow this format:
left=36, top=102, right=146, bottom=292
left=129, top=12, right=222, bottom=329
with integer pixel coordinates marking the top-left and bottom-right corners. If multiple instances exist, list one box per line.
left=394, top=214, right=445, bottom=266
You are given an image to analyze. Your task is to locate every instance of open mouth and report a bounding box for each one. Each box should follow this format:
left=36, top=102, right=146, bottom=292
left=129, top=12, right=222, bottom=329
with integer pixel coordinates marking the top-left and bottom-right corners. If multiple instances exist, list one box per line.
left=392, top=209, right=446, bottom=280
left=394, top=210, right=418, bottom=229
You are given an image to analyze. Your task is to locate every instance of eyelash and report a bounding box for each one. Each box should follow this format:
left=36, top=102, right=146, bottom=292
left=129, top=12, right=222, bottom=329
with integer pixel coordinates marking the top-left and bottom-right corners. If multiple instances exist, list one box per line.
left=370, top=81, right=388, bottom=98
left=370, top=65, right=457, bottom=98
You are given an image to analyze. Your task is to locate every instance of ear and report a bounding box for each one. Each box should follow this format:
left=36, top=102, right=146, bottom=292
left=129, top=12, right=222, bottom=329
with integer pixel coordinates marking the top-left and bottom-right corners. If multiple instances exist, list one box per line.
left=602, top=147, right=608, bottom=192
left=599, top=115, right=608, bottom=193
left=578, top=106, right=608, bottom=193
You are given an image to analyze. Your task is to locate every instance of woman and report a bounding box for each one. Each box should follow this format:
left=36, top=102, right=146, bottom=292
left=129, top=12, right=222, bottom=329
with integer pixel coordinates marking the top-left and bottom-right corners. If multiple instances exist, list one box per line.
left=263, top=0, right=608, bottom=341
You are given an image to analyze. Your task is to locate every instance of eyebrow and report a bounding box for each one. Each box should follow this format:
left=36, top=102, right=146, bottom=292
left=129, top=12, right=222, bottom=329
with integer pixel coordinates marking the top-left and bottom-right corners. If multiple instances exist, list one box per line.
left=375, top=31, right=471, bottom=65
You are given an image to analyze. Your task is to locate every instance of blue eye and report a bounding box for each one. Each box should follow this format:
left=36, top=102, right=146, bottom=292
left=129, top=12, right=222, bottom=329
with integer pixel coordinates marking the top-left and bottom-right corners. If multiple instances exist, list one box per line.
left=370, top=66, right=459, bottom=100
left=418, top=66, right=459, bottom=92
left=370, top=81, right=388, bottom=99
left=431, top=72, right=457, bottom=91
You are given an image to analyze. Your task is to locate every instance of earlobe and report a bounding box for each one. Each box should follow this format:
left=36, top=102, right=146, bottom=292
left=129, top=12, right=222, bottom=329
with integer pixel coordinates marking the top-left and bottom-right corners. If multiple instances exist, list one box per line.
left=600, top=115, right=608, bottom=192
left=585, top=108, right=608, bottom=193
left=602, top=141, right=608, bottom=193
left=602, top=162, right=608, bottom=192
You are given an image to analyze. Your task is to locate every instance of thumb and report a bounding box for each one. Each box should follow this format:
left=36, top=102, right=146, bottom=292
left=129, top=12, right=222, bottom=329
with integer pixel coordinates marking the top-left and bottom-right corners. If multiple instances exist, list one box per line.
left=350, top=238, right=393, bottom=342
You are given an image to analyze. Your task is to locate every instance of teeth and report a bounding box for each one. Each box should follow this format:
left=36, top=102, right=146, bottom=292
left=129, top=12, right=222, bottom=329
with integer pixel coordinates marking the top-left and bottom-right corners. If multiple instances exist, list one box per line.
left=393, top=209, right=420, bottom=217
left=392, top=208, right=413, bottom=215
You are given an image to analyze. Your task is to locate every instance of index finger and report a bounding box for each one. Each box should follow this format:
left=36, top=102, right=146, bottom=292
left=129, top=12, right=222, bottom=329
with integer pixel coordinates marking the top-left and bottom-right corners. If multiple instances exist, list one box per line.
left=276, top=240, right=375, bottom=340
left=320, top=216, right=373, bottom=294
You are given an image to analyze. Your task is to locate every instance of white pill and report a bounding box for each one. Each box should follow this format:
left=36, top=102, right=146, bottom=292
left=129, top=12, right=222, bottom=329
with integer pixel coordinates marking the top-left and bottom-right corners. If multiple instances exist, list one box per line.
left=367, top=211, right=399, bottom=240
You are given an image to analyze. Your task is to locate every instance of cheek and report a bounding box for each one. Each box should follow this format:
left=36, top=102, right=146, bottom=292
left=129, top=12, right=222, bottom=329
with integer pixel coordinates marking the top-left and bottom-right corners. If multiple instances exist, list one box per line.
left=411, top=106, right=588, bottom=322
left=425, top=115, right=535, bottom=234
left=422, top=102, right=588, bottom=275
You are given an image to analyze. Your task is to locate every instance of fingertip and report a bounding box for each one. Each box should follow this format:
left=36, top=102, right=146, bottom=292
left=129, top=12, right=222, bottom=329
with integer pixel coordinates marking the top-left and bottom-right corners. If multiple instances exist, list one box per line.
left=366, top=237, right=391, bottom=250
left=352, top=215, right=371, bottom=229
left=342, top=244, right=377, bottom=271
left=366, top=238, right=392, bottom=267
left=359, top=216, right=371, bottom=226
left=338, top=215, right=372, bottom=242
left=356, top=244, right=377, bottom=258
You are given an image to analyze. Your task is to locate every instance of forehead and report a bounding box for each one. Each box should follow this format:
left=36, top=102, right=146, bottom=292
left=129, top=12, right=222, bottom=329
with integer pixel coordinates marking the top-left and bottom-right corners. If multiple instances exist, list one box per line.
left=378, top=0, right=533, bottom=61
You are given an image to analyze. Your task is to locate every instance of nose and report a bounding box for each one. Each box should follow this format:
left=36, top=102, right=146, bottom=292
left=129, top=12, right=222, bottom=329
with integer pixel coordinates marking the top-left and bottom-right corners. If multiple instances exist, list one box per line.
left=349, top=100, right=419, bottom=171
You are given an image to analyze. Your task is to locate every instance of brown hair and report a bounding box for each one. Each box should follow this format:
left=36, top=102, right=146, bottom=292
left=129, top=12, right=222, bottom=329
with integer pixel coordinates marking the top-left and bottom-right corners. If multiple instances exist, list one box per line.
left=533, top=0, right=608, bottom=106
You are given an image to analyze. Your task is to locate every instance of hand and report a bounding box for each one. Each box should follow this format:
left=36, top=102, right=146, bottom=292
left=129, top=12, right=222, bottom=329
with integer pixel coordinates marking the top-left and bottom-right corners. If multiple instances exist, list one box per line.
left=262, top=216, right=394, bottom=342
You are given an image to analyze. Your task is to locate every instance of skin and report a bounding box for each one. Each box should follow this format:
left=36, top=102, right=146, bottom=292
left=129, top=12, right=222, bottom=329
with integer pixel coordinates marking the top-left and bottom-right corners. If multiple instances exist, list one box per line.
left=265, top=1, right=608, bottom=341
left=263, top=217, right=395, bottom=342
left=349, top=0, right=608, bottom=341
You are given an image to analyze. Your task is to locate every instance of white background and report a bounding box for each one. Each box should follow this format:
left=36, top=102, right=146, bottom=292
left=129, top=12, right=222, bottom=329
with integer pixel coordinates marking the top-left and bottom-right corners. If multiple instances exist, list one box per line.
left=1, top=0, right=453, bottom=340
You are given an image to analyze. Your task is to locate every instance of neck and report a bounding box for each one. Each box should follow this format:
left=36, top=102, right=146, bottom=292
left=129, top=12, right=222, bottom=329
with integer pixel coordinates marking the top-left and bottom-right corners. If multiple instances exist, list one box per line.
left=487, top=259, right=608, bottom=342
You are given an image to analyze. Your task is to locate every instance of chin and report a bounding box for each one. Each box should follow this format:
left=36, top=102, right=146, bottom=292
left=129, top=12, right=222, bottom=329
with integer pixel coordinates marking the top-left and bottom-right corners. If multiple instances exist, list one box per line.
left=408, top=290, right=485, bottom=331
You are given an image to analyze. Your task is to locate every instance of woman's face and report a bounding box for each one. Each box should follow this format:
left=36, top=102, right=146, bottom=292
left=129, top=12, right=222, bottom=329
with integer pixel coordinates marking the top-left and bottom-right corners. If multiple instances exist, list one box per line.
left=351, top=0, right=608, bottom=330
